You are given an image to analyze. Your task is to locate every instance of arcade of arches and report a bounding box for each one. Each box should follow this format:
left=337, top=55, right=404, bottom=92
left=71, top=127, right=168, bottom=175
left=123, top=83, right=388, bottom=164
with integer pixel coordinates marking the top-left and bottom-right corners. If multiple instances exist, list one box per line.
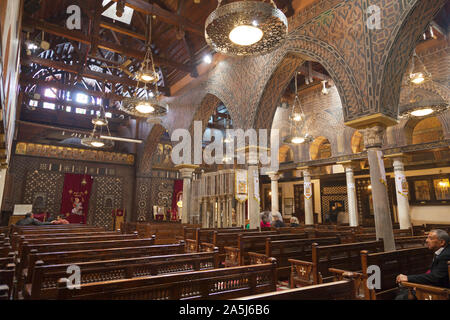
left=0, top=0, right=449, bottom=301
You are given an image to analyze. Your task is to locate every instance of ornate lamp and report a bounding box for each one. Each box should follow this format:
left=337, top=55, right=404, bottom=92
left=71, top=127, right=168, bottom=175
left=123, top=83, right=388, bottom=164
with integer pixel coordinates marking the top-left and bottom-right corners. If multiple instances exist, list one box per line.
left=283, top=73, right=313, bottom=144
left=408, top=51, right=431, bottom=85
left=81, top=124, right=114, bottom=149
left=120, top=15, right=168, bottom=119
left=205, top=0, right=288, bottom=56
left=135, top=16, right=159, bottom=84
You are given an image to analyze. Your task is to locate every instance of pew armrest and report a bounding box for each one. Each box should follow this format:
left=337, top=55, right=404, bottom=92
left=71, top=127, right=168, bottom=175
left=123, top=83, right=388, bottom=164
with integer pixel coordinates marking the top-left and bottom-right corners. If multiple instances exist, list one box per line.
left=248, top=252, right=269, bottom=265
left=185, top=239, right=198, bottom=253
left=401, top=282, right=450, bottom=300
left=224, top=246, right=240, bottom=267
left=288, top=258, right=314, bottom=288
left=329, top=268, right=365, bottom=299
left=199, top=242, right=216, bottom=253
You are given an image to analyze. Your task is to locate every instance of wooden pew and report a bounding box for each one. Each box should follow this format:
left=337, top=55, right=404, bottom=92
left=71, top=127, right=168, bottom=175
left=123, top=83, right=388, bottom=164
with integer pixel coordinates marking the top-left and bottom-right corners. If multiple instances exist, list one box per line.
left=57, top=258, right=278, bottom=300
left=0, top=263, right=15, bottom=300
left=247, top=236, right=342, bottom=279
left=23, top=242, right=186, bottom=287
left=194, top=227, right=255, bottom=252
left=224, top=233, right=308, bottom=267
left=26, top=250, right=220, bottom=299
left=12, top=226, right=104, bottom=235
left=11, top=231, right=123, bottom=251
left=198, top=230, right=279, bottom=265
left=289, top=240, right=384, bottom=287
left=401, top=282, right=450, bottom=300
left=16, top=237, right=156, bottom=290
left=360, top=247, right=433, bottom=300
left=16, top=233, right=139, bottom=261
left=237, top=274, right=357, bottom=300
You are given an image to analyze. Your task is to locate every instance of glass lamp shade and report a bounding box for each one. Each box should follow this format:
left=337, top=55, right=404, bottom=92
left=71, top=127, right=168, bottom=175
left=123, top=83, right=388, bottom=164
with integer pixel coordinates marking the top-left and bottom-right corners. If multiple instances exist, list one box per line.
left=410, top=108, right=434, bottom=117
left=135, top=102, right=155, bottom=114
left=229, top=25, right=263, bottom=46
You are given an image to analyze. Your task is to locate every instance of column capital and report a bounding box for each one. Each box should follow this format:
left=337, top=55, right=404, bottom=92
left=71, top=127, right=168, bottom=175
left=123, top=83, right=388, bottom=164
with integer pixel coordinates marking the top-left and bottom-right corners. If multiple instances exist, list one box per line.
left=296, top=166, right=311, bottom=177
left=175, top=164, right=198, bottom=179
left=336, top=160, right=359, bottom=170
left=385, top=153, right=407, bottom=162
left=267, top=171, right=280, bottom=181
left=361, top=125, right=385, bottom=149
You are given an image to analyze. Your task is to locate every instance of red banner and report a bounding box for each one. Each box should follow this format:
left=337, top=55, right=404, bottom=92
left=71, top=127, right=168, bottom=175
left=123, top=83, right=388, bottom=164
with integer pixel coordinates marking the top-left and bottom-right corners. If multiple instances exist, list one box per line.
left=60, top=174, right=94, bottom=224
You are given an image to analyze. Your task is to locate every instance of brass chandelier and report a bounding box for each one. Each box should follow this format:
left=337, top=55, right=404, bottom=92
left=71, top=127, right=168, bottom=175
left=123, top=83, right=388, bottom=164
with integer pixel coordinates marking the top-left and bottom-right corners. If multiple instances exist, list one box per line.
left=205, top=0, right=288, bottom=56
left=284, top=73, right=313, bottom=144
left=81, top=106, right=114, bottom=149
left=120, top=15, right=168, bottom=118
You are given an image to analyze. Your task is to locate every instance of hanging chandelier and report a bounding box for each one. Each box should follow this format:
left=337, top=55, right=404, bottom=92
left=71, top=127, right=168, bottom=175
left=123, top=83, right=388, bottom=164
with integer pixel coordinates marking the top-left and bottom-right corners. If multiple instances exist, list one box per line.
left=81, top=103, right=114, bottom=148
left=283, top=73, right=313, bottom=144
left=120, top=15, right=168, bottom=119
left=408, top=51, right=431, bottom=85
left=135, top=16, right=159, bottom=84
left=205, top=0, right=288, bottom=56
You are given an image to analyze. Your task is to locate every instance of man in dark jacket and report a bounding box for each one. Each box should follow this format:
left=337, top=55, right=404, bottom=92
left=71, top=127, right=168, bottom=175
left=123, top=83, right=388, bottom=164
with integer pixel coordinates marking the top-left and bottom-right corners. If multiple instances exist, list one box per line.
left=15, top=212, right=51, bottom=226
left=395, top=229, right=450, bottom=299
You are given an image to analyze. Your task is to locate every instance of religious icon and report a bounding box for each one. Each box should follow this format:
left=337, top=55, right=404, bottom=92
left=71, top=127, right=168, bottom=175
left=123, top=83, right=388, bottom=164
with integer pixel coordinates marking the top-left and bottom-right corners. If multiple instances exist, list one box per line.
left=71, top=197, right=83, bottom=215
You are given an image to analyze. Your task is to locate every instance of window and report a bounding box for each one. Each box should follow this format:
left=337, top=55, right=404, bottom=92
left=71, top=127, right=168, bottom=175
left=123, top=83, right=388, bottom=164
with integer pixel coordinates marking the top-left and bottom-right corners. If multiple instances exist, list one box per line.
left=75, top=93, right=89, bottom=104
left=75, top=108, right=86, bottom=114
left=43, top=102, right=55, bottom=110
left=66, top=106, right=72, bottom=112
left=105, top=112, right=112, bottom=118
left=44, top=88, right=57, bottom=98
left=29, top=100, right=38, bottom=107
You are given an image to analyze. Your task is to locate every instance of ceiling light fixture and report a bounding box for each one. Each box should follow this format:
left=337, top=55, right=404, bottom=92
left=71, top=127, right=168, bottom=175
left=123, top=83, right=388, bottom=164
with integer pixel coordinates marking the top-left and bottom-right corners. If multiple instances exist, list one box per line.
left=408, top=51, right=431, bottom=85
left=120, top=15, right=168, bottom=119
left=284, top=72, right=313, bottom=145
left=205, top=0, right=288, bottom=56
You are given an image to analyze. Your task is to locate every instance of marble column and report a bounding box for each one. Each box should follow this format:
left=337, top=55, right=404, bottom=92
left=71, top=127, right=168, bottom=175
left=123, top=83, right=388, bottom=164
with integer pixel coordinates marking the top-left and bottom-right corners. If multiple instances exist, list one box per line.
left=268, top=172, right=280, bottom=216
left=300, top=167, right=314, bottom=225
left=338, top=161, right=359, bottom=227
left=201, top=198, right=208, bottom=228
left=247, top=165, right=260, bottom=229
left=176, top=165, right=197, bottom=224
left=362, top=125, right=395, bottom=251
left=389, top=154, right=412, bottom=230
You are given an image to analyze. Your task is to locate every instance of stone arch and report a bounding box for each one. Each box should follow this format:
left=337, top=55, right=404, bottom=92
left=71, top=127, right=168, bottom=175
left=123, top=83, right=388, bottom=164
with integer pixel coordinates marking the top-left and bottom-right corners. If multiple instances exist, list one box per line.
left=310, top=136, right=332, bottom=160
left=138, top=123, right=170, bottom=175
left=406, top=116, right=445, bottom=145
left=253, top=34, right=364, bottom=131
left=377, top=0, right=447, bottom=118
left=188, top=93, right=224, bottom=137
left=278, top=144, right=294, bottom=164
left=350, top=130, right=364, bottom=154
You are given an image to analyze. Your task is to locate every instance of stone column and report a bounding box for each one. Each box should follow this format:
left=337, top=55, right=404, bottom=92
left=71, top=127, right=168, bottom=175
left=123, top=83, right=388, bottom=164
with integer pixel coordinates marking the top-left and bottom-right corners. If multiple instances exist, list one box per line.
left=338, top=161, right=359, bottom=226
left=268, top=172, right=280, bottom=216
left=201, top=198, right=208, bottom=228
left=176, top=165, right=198, bottom=224
left=300, top=167, right=314, bottom=225
left=362, top=125, right=395, bottom=251
left=387, top=154, right=412, bottom=230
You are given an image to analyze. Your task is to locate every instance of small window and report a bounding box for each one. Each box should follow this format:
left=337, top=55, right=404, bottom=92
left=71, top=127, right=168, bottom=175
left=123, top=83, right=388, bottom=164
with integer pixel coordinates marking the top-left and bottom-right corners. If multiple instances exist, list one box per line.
left=44, top=88, right=57, bottom=98
left=75, top=108, right=86, bottom=114
left=29, top=100, right=38, bottom=107
left=43, top=102, right=55, bottom=110
left=105, top=112, right=112, bottom=118
left=76, top=93, right=88, bottom=104
left=66, top=106, right=72, bottom=112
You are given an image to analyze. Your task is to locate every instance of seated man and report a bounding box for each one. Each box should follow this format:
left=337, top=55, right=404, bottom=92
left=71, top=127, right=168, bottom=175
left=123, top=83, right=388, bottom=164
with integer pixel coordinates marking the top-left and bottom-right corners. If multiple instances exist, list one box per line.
left=15, top=212, right=52, bottom=226
left=395, top=229, right=450, bottom=299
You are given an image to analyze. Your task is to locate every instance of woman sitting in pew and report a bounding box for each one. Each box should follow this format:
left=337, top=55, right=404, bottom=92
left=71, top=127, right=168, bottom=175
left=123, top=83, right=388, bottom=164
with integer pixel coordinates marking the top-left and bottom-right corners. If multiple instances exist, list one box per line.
left=271, top=212, right=286, bottom=228
left=395, top=229, right=450, bottom=299
left=50, top=215, right=70, bottom=225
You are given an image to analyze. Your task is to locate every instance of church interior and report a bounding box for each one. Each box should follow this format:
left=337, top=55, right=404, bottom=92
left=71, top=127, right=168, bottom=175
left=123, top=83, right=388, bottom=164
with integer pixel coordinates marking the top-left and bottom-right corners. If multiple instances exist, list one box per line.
left=0, top=0, right=449, bottom=301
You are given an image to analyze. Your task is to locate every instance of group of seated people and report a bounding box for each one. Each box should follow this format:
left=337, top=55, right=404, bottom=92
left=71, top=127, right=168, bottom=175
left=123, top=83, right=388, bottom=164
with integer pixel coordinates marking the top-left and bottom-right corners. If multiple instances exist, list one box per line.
left=259, top=211, right=300, bottom=228
left=15, top=212, right=69, bottom=226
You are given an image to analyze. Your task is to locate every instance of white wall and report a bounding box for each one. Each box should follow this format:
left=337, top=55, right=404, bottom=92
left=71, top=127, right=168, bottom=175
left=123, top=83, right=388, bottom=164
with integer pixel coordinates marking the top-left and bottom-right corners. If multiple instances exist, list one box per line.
left=410, top=206, right=450, bottom=225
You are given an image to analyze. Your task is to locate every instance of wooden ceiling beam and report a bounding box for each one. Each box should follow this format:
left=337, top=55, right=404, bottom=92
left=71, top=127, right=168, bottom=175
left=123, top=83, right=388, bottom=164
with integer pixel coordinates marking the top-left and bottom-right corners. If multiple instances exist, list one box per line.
left=21, top=55, right=170, bottom=96
left=111, top=0, right=204, bottom=36
left=23, top=17, right=195, bottom=75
